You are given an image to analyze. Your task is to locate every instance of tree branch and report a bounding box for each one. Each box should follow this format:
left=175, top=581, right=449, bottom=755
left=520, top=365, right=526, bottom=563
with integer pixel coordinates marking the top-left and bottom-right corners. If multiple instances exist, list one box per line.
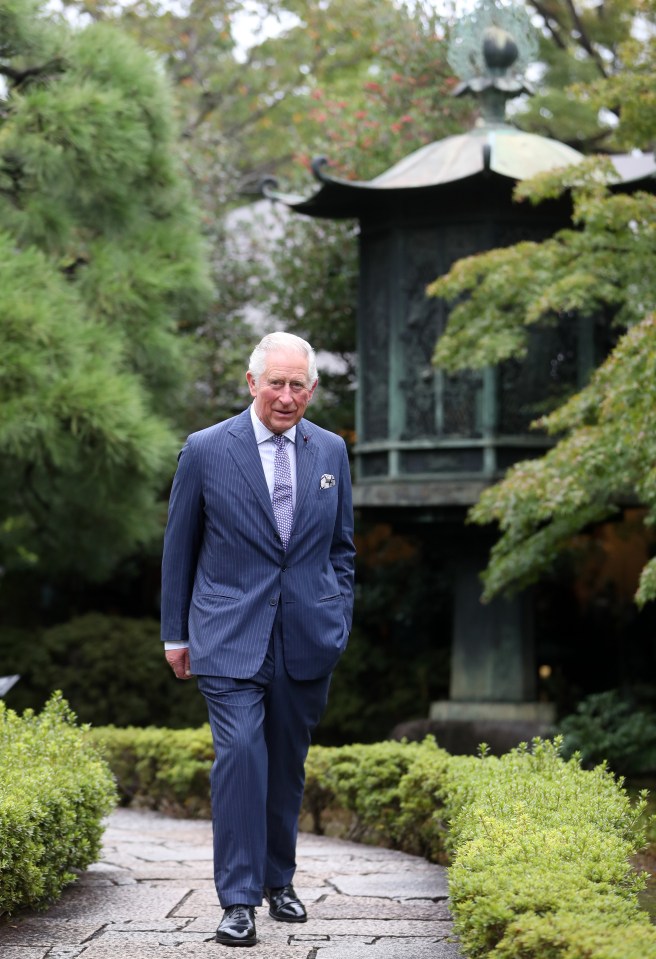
left=563, top=0, right=609, bottom=78
left=528, top=0, right=569, bottom=52
left=0, top=58, right=66, bottom=87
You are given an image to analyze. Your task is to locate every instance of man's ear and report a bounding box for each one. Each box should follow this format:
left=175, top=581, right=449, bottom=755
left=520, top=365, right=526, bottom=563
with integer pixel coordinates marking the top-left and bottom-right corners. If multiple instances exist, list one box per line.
left=307, top=379, right=318, bottom=402
left=246, top=371, right=257, bottom=398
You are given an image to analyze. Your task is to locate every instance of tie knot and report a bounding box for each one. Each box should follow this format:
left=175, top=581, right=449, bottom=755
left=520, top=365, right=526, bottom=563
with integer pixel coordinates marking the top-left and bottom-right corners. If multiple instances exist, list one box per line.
left=273, top=434, right=286, bottom=448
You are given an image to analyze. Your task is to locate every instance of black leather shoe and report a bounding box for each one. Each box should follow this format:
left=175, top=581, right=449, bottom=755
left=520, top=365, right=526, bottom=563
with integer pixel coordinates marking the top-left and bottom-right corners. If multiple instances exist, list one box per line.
left=216, top=905, right=257, bottom=947
left=264, top=884, right=307, bottom=923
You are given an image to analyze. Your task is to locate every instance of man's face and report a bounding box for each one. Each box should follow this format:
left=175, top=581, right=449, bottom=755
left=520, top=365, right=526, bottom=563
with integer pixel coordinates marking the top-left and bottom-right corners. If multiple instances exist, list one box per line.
left=247, top=348, right=317, bottom=434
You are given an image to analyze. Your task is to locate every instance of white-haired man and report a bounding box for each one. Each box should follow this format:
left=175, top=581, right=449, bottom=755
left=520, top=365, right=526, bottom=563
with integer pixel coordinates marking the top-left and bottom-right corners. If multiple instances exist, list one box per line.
left=161, top=332, right=355, bottom=947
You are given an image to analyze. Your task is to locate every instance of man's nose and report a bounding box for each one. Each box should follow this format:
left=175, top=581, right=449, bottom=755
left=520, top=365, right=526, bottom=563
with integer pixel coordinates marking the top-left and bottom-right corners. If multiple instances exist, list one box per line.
left=279, top=384, right=295, bottom=403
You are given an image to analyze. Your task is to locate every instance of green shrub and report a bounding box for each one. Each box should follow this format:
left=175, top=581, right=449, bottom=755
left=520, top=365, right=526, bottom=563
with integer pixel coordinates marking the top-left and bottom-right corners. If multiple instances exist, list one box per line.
left=395, top=737, right=451, bottom=860
left=302, top=744, right=341, bottom=834
left=303, top=740, right=428, bottom=843
left=558, top=690, right=656, bottom=775
left=89, top=724, right=214, bottom=817
left=0, top=693, right=117, bottom=917
left=0, top=614, right=209, bottom=728
left=494, top=911, right=656, bottom=959
left=91, top=726, right=656, bottom=959
left=445, top=739, right=656, bottom=959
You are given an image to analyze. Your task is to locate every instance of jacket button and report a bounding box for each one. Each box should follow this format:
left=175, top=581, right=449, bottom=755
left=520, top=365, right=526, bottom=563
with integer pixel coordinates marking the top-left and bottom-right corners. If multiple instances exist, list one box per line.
left=281, top=565, right=287, bottom=572
left=270, top=598, right=277, bottom=606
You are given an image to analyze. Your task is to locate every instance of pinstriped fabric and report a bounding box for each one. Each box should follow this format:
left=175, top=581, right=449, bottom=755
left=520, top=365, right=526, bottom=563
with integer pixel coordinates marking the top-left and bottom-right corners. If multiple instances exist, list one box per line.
left=161, top=408, right=355, bottom=681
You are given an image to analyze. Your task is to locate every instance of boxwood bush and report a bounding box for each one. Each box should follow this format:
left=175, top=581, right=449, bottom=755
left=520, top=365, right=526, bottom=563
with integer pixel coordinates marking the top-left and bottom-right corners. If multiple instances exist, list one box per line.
left=90, top=726, right=656, bottom=959
left=443, top=741, right=656, bottom=958
left=0, top=694, right=117, bottom=918
left=90, top=724, right=214, bottom=817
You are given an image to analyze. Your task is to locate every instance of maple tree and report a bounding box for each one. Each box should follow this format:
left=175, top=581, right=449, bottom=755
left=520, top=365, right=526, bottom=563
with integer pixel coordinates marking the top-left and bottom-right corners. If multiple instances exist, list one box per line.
left=431, top=0, right=656, bottom=606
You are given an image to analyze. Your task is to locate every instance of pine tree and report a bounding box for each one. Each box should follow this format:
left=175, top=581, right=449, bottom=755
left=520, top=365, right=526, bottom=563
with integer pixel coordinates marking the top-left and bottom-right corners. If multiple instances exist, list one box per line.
left=0, top=0, right=211, bottom=580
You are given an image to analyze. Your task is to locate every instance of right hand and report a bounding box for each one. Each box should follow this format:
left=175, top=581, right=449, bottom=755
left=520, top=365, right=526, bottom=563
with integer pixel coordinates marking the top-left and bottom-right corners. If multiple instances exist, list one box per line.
left=165, top=647, right=193, bottom=680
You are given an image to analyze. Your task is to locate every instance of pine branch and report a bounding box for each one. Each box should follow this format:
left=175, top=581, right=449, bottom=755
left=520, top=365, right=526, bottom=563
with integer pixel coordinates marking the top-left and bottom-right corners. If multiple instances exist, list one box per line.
left=0, top=58, right=66, bottom=87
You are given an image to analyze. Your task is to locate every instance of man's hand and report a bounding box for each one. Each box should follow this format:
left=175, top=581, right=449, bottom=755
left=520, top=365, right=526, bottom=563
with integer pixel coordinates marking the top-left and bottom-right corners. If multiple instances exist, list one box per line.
left=165, top=647, right=193, bottom=680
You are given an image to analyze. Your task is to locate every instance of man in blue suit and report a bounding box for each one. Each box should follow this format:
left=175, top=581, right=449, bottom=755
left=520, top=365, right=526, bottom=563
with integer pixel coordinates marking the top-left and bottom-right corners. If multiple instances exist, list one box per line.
left=161, top=332, right=355, bottom=947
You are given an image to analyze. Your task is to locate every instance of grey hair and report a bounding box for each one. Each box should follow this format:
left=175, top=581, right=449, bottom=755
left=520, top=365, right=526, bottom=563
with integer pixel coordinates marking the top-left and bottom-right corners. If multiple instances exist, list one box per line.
left=248, top=331, right=318, bottom=386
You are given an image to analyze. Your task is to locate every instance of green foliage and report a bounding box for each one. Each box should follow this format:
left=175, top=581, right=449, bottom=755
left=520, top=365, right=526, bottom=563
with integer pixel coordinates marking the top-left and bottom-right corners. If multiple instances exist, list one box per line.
left=430, top=8, right=656, bottom=606
left=64, top=0, right=465, bottom=190
left=466, top=312, right=656, bottom=603
left=293, top=3, right=472, bottom=182
left=445, top=739, right=654, bottom=959
left=565, top=0, right=656, bottom=152
left=0, top=614, right=209, bottom=729
left=0, top=1, right=210, bottom=582
left=558, top=690, right=656, bottom=775
left=431, top=160, right=649, bottom=372
left=94, top=727, right=656, bottom=957
left=517, top=0, right=639, bottom=151
left=303, top=739, right=449, bottom=853
left=0, top=693, right=117, bottom=917
left=309, top=740, right=429, bottom=845
left=90, top=724, right=214, bottom=817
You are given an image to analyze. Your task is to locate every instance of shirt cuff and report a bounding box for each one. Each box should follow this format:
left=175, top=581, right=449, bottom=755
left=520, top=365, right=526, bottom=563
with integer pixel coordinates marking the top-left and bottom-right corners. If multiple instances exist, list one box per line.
left=164, top=641, right=189, bottom=650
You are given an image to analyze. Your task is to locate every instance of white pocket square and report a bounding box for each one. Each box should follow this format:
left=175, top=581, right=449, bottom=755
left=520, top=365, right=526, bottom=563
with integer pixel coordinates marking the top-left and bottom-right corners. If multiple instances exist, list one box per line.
left=320, top=474, right=336, bottom=489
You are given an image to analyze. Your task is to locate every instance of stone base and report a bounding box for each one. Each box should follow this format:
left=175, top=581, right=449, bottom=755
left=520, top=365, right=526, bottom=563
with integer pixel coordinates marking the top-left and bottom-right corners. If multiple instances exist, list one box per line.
left=429, top=700, right=556, bottom=724
left=391, top=700, right=557, bottom=756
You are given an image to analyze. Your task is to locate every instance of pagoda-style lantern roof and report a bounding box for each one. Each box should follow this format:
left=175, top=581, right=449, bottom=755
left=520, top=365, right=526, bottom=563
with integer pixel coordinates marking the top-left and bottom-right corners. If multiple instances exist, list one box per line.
left=263, top=4, right=653, bottom=220
left=263, top=127, right=585, bottom=219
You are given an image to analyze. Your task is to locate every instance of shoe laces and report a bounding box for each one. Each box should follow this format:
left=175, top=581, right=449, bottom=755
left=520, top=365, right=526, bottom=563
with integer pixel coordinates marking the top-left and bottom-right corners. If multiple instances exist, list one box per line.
left=225, top=904, right=253, bottom=926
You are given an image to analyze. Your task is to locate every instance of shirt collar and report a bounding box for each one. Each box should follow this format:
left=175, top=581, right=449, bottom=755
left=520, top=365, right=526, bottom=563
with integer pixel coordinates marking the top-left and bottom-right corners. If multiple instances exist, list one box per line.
left=250, top=402, right=297, bottom=445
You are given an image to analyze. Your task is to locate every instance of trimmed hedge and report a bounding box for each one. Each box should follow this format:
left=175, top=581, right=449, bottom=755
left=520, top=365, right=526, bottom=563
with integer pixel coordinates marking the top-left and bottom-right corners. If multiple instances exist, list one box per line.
left=0, top=694, right=117, bottom=917
left=90, top=724, right=214, bottom=817
left=443, top=742, right=656, bottom=959
left=90, top=727, right=656, bottom=959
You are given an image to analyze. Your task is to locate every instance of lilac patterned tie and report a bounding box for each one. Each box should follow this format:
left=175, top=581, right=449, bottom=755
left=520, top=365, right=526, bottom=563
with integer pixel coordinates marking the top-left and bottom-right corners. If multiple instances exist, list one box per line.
left=272, top=434, right=294, bottom=548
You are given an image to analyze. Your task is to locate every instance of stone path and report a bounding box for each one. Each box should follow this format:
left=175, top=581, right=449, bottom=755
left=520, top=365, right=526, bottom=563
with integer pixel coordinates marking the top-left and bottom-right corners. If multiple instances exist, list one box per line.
left=0, top=808, right=463, bottom=958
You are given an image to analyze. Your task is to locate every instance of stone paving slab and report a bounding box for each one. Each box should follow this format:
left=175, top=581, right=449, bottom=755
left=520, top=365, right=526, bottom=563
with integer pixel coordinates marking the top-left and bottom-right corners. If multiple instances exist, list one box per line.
left=107, top=843, right=214, bottom=862
left=298, top=856, right=439, bottom=875
left=81, top=944, right=330, bottom=958
left=314, top=940, right=463, bottom=959
left=331, top=870, right=449, bottom=898
left=43, top=885, right=192, bottom=921
left=175, top=890, right=447, bottom=920
left=0, top=807, right=464, bottom=958
left=109, top=864, right=220, bottom=881
left=186, top=916, right=453, bottom=937
left=0, top=948, right=47, bottom=959
left=0, top=920, right=106, bottom=947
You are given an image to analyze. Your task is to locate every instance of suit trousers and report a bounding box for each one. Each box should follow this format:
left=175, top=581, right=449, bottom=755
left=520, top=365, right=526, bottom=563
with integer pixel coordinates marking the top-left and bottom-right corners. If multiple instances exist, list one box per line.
left=197, top=608, right=331, bottom=908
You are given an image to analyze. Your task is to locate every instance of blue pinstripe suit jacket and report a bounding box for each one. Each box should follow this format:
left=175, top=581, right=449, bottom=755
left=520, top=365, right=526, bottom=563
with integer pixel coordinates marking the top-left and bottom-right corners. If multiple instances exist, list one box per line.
left=160, top=409, right=356, bottom=680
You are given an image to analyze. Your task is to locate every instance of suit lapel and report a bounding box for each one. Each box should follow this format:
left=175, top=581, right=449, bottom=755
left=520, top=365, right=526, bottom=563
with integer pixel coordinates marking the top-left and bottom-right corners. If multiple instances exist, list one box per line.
left=294, top=418, right=316, bottom=521
left=227, top=411, right=277, bottom=531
